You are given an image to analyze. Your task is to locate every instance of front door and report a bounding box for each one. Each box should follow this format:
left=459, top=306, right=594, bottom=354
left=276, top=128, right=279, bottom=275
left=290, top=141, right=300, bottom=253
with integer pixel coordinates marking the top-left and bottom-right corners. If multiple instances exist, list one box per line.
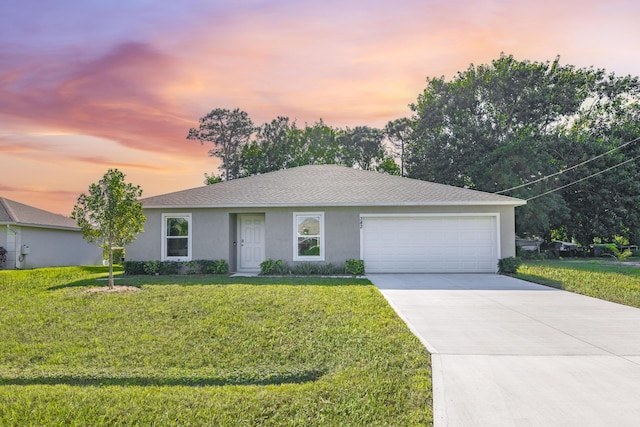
left=238, top=214, right=265, bottom=271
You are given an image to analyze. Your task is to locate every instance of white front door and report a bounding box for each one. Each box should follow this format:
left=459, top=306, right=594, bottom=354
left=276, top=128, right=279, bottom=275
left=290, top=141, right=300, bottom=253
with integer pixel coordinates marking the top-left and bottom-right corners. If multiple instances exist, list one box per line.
left=238, top=214, right=265, bottom=271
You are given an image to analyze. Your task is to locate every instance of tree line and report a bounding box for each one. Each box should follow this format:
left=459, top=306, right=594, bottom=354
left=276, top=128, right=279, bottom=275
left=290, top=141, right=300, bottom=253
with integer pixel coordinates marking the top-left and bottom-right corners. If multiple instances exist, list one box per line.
left=188, top=54, right=640, bottom=246
left=187, top=111, right=405, bottom=182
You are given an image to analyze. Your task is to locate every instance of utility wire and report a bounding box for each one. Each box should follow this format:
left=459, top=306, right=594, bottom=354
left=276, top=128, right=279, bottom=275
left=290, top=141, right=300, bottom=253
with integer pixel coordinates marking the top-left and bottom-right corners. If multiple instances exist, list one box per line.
left=526, top=154, right=640, bottom=201
left=495, top=136, right=640, bottom=194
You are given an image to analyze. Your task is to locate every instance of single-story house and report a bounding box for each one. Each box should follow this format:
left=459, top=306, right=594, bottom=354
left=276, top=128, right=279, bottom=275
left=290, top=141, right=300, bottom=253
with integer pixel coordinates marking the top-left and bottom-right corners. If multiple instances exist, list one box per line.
left=126, top=165, right=526, bottom=273
left=0, top=197, right=102, bottom=270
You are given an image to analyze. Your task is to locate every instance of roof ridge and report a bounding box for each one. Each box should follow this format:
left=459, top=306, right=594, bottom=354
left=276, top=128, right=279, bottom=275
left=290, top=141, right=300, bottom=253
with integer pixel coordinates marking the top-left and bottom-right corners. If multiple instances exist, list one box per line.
left=0, top=197, right=17, bottom=222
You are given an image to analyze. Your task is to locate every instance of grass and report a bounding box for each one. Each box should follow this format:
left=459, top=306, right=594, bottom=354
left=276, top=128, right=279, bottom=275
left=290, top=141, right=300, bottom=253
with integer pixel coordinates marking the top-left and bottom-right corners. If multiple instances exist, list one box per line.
left=0, top=267, right=432, bottom=426
left=516, top=259, right=640, bottom=308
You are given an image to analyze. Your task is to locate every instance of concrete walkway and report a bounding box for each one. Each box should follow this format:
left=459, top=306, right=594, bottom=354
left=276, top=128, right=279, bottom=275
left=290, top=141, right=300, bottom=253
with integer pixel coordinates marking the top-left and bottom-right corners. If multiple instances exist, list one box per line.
left=368, top=274, right=640, bottom=427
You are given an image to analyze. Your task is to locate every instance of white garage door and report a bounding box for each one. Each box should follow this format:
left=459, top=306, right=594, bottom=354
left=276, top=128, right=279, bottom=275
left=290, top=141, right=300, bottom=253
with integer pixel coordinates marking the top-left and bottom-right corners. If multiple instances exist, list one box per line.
left=361, top=215, right=499, bottom=273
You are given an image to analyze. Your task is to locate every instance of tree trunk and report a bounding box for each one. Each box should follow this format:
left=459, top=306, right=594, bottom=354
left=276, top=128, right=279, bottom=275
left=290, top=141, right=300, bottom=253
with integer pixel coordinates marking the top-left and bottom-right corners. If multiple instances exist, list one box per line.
left=108, top=246, right=114, bottom=289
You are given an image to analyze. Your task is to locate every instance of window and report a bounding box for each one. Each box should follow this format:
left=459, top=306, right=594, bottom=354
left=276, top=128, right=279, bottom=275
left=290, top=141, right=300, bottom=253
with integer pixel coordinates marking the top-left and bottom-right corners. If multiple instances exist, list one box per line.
left=294, top=212, right=324, bottom=261
left=162, top=214, right=192, bottom=261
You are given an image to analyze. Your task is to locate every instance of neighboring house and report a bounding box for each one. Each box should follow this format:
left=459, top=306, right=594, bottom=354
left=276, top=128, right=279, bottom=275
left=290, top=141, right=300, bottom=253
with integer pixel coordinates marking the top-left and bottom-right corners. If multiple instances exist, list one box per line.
left=0, top=197, right=102, bottom=270
left=126, top=165, right=526, bottom=273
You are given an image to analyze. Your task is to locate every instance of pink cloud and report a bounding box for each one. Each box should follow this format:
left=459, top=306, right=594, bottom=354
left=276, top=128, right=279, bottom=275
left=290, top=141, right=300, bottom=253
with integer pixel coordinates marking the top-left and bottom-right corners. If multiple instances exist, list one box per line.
left=0, top=42, right=202, bottom=157
left=69, top=155, right=170, bottom=172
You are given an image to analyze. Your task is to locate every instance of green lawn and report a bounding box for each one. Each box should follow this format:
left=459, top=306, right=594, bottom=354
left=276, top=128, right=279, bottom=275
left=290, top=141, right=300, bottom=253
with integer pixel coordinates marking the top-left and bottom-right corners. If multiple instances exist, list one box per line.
left=0, top=267, right=432, bottom=426
left=516, top=259, right=640, bottom=308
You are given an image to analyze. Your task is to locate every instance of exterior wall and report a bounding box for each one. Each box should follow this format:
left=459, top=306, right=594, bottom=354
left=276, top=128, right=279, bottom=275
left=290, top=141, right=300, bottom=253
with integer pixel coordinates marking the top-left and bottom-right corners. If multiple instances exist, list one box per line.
left=7, top=225, right=20, bottom=269
left=263, top=208, right=361, bottom=265
left=265, top=205, right=517, bottom=265
left=127, top=204, right=518, bottom=270
left=1, top=226, right=102, bottom=269
left=126, top=208, right=232, bottom=262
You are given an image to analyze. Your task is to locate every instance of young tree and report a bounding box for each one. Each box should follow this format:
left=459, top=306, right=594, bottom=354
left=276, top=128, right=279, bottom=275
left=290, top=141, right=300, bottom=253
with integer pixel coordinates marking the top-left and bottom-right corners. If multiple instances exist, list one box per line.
left=239, top=116, right=299, bottom=176
left=297, top=119, right=342, bottom=166
left=187, top=108, right=255, bottom=181
left=72, top=169, right=145, bottom=288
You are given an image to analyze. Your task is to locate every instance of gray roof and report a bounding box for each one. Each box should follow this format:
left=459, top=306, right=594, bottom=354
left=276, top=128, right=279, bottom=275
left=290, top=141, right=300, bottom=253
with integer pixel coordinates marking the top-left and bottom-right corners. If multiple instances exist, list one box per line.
left=142, top=165, right=525, bottom=208
left=0, top=197, right=79, bottom=230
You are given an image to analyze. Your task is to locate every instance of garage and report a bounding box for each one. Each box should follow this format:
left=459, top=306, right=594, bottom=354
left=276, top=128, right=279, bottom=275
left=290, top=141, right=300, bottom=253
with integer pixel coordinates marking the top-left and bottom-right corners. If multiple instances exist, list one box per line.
left=361, top=214, right=499, bottom=273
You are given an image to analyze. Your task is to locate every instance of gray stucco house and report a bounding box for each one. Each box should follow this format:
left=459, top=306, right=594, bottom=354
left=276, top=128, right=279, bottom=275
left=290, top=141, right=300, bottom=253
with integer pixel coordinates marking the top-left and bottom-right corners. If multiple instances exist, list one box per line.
left=126, top=165, right=525, bottom=273
left=0, top=197, right=102, bottom=270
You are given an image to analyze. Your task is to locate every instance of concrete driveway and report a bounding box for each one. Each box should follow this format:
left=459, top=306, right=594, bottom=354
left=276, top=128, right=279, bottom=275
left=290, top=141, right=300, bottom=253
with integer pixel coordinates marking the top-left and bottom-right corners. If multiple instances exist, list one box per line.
left=368, top=274, right=640, bottom=427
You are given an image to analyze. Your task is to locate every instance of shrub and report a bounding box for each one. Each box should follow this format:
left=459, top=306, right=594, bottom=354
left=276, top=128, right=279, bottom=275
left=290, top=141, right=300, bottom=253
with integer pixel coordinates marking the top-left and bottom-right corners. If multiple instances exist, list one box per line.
left=290, top=263, right=316, bottom=275
left=345, top=259, right=365, bottom=276
left=125, top=260, right=229, bottom=276
left=123, top=261, right=146, bottom=275
left=143, top=260, right=161, bottom=275
left=619, top=249, right=633, bottom=262
left=185, top=261, right=199, bottom=274
left=315, top=263, right=343, bottom=276
left=498, top=257, right=522, bottom=274
left=207, top=259, right=229, bottom=274
left=159, top=261, right=182, bottom=275
left=260, top=259, right=288, bottom=275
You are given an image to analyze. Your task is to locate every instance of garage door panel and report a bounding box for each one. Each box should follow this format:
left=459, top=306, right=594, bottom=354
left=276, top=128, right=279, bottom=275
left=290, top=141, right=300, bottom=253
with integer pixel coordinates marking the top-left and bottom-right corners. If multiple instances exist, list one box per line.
left=362, top=216, right=498, bottom=273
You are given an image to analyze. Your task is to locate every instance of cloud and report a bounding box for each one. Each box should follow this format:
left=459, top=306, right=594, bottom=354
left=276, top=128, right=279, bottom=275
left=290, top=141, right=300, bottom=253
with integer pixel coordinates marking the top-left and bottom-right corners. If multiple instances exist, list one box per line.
left=69, top=155, right=170, bottom=172
left=0, top=42, right=201, bottom=156
left=0, top=141, right=40, bottom=154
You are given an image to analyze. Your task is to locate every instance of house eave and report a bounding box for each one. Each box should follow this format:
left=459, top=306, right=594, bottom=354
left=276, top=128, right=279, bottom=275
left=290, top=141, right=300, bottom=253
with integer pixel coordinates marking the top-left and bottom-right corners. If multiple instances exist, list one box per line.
left=142, top=200, right=527, bottom=210
left=0, top=221, right=81, bottom=231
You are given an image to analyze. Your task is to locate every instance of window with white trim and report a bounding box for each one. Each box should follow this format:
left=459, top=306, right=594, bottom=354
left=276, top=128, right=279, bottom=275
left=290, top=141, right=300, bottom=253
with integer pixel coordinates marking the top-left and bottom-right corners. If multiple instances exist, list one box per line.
left=294, top=212, right=324, bottom=261
left=162, top=214, right=192, bottom=261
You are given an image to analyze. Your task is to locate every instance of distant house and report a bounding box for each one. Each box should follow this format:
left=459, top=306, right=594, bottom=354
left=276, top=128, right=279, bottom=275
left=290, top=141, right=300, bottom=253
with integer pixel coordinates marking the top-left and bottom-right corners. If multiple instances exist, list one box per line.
left=126, top=165, right=525, bottom=273
left=0, top=197, right=102, bottom=270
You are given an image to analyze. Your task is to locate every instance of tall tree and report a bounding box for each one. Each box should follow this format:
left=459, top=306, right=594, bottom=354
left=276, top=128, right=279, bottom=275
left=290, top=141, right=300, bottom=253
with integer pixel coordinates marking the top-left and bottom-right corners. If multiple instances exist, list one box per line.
left=384, top=118, right=412, bottom=176
left=72, top=169, right=145, bottom=288
left=409, top=54, right=593, bottom=189
left=297, top=119, right=342, bottom=166
left=187, top=108, right=255, bottom=181
left=339, top=126, right=385, bottom=170
left=408, top=54, right=640, bottom=242
left=235, top=118, right=347, bottom=175
left=240, top=116, right=299, bottom=176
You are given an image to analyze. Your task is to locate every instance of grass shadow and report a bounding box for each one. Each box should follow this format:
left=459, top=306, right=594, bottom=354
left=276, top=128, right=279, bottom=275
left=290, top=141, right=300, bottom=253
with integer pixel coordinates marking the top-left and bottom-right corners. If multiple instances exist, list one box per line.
left=49, top=275, right=371, bottom=291
left=47, top=275, right=132, bottom=291
left=0, top=369, right=327, bottom=387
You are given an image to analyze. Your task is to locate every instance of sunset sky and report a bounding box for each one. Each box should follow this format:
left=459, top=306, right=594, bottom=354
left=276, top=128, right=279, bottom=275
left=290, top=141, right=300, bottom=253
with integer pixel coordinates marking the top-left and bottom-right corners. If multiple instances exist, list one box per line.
left=2, top=0, right=639, bottom=215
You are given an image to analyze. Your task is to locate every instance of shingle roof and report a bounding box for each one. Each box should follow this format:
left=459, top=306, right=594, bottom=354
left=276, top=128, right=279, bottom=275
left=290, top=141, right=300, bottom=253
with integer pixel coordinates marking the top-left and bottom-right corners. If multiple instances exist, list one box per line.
left=142, top=165, right=525, bottom=208
left=0, top=197, right=79, bottom=229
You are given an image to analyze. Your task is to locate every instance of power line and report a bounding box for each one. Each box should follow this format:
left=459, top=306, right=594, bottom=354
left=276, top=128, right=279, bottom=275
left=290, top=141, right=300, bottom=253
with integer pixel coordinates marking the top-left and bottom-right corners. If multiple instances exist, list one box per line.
left=526, top=154, right=640, bottom=201
left=495, top=136, right=640, bottom=194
